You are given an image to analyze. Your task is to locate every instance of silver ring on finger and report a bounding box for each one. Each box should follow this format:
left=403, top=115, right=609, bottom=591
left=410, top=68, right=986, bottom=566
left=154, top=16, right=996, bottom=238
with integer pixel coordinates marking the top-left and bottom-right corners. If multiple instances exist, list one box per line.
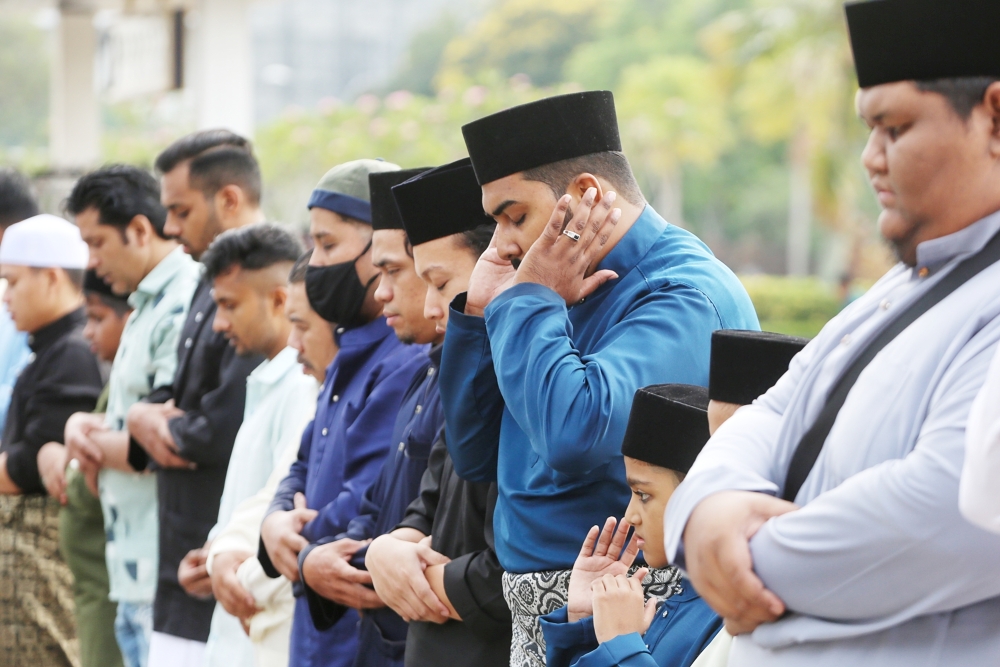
left=562, top=229, right=581, bottom=242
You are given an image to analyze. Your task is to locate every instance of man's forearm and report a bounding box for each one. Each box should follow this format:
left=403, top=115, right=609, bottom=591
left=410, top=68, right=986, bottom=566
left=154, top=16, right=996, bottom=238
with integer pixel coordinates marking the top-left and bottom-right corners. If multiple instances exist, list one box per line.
left=91, top=430, right=133, bottom=471
left=425, top=564, right=460, bottom=620
left=751, top=454, right=1000, bottom=622
left=439, top=298, right=503, bottom=482
left=390, top=527, right=427, bottom=543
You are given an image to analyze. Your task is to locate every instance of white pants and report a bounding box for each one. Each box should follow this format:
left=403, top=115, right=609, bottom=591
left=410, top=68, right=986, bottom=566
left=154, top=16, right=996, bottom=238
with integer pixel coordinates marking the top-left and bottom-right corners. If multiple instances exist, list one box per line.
left=148, top=631, right=206, bottom=667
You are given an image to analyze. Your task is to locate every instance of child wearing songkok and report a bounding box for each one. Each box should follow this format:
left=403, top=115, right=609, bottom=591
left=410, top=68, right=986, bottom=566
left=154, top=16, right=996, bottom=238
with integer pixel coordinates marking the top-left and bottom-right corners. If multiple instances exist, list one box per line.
left=540, top=384, right=722, bottom=667
left=687, top=329, right=809, bottom=667
left=706, top=330, right=808, bottom=435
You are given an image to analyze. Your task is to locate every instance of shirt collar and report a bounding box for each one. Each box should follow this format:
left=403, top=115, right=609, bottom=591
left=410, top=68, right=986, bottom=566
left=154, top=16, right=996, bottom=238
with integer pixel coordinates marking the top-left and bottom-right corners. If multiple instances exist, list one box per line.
left=28, top=307, right=85, bottom=353
left=248, top=346, right=301, bottom=386
left=595, top=204, right=666, bottom=279
left=914, top=209, right=1000, bottom=276
left=428, top=342, right=443, bottom=367
left=129, top=246, right=196, bottom=309
left=334, top=315, right=395, bottom=348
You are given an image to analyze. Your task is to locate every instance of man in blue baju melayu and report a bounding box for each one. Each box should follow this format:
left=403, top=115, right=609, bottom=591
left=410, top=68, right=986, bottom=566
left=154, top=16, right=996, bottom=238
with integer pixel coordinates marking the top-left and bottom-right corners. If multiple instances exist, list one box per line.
left=541, top=385, right=722, bottom=667
left=666, top=2, right=1000, bottom=666
left=439, top=90, right=759, bottom=666
left=258, top=160, right=428, bottom=667
left=295, top=167, right=447, bottom=667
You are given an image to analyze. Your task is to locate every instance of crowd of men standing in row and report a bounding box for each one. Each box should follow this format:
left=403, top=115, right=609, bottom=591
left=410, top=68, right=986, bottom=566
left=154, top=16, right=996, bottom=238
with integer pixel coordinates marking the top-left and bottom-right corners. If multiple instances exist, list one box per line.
left=4, top=1, right=1000, bottom=667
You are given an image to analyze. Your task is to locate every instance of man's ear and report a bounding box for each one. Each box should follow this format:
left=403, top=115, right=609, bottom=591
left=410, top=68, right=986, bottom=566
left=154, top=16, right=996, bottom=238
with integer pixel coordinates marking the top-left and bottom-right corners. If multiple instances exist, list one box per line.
left=216, top=184, right=244, bottom=220
left=271, top=283, right=289, bottom=313
left=985, top=81, right=1000, bottom=159
left=126, top=215, right=152, bottom=246
left=567, top=173, right=604, bottom=203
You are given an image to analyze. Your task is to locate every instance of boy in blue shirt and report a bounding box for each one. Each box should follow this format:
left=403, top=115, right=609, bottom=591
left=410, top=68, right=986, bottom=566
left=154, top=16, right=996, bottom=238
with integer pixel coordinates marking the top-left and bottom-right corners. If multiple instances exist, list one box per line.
left=541, top=385, right=722, bottom=667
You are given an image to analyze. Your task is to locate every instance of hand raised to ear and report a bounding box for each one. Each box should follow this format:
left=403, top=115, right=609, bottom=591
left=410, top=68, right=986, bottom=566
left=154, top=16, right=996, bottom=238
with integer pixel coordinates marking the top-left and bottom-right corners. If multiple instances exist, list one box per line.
left=513, top=189, right=621, bottom=306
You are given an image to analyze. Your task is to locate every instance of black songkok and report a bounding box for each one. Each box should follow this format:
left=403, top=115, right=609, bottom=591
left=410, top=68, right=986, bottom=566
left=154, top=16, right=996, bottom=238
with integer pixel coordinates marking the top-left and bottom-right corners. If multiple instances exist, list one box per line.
left=392, top=158, right=494, bottom=246
left=621, top=384, right=710, bottom=474
left=709, top=330, right=808, bottom=405
left=369, top=168, right=429, bottom=231
left=846, top=0, right=1000, bottom=88
left=461, top=91, right=622, bottom=186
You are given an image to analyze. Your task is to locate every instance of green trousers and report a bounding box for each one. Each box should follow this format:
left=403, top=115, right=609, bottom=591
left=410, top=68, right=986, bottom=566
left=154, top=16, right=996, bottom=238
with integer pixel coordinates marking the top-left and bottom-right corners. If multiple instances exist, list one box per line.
left=58, top=469, right=124, bottom=667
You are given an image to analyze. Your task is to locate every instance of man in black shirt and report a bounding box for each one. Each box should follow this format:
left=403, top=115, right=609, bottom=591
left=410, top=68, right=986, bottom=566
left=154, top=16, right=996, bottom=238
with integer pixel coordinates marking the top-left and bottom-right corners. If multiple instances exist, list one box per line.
left=0, top=213, right=105, bottom=667
left=365, top=160, right=512, bottom=667
left=125, top=131, right=265, bottom=664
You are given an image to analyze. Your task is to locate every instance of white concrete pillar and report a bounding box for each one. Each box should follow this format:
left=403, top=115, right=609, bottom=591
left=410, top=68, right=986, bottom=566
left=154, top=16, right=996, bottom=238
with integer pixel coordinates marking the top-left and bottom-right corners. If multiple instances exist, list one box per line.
left=50, top=6, right=100, bottom=170
left=195, top=0, right=254, bottom=137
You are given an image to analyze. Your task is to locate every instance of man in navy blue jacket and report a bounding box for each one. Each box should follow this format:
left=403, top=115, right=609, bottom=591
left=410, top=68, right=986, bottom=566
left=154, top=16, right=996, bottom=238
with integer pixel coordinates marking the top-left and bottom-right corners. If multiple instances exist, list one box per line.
left=295, top=167, right=446, bottom=667
left=258, top=160, right=427, bottom=667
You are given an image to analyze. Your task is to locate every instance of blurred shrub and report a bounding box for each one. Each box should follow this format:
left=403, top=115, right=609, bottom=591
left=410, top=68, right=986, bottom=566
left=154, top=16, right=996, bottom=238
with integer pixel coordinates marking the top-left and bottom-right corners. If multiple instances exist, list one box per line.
left=740, top=275, right=841, bottom=338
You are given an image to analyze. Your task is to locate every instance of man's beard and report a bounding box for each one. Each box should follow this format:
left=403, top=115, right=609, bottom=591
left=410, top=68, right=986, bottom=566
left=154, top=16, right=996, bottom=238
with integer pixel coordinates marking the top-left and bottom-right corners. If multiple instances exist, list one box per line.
left=190, top=209, right=224, bottom=261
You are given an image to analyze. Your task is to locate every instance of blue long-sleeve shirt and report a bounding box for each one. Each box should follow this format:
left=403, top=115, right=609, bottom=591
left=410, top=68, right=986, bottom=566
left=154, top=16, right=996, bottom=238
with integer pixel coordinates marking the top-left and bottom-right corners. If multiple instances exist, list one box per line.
left=439, top=206, right=759, bottom=573
left=298, top=346, right=444, bottom=667
left=0, top=307, right=30, bottom=433
left=540, top=582, right=722, bottom=667
left=263, top=315, right=427, bottom=667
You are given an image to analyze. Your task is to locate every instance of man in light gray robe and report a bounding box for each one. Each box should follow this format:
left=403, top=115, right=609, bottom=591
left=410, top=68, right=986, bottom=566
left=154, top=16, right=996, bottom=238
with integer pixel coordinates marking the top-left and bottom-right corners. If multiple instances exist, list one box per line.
left=665, top=2, right=1000, bottom=665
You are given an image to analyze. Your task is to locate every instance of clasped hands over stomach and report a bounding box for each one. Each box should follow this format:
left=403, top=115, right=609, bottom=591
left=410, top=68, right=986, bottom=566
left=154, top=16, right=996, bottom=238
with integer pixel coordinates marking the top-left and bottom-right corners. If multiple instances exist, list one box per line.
left=682, top=490, right=797, bottom=635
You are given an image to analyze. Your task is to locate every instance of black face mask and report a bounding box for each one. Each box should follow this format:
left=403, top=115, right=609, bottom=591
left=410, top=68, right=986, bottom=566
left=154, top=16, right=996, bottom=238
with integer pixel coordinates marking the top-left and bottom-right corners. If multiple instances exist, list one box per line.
left=305, top=240, right=378, bottom=328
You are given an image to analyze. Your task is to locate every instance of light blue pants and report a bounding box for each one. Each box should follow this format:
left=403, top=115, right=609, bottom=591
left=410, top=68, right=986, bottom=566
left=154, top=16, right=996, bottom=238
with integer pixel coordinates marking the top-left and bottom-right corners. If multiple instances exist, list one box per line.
left=114, top=601, right=153, bottom=667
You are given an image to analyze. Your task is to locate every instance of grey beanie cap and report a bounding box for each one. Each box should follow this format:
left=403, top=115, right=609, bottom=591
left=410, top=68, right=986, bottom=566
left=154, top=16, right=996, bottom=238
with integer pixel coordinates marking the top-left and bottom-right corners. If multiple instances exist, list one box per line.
left=314, top=159, right=401, bottom=202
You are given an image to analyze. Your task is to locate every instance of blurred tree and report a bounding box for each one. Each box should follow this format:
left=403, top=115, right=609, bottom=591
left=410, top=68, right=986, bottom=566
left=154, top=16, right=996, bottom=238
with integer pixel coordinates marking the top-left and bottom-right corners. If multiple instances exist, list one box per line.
left=386, top=13, right=463, bottom=96
left=0, top=18, right=48, bottom=149
left=617, top=54, right=733, bottom=226
left=702, top=0, right=875, bottom=276
left=437, top=0, right=604, bottom=87
left=254, top=78, right=556, bottom=226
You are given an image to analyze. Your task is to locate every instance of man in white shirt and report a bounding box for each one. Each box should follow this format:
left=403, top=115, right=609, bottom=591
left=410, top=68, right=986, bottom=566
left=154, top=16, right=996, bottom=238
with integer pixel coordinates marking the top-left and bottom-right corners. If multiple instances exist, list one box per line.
left=198, top=224, right=319, bottom=667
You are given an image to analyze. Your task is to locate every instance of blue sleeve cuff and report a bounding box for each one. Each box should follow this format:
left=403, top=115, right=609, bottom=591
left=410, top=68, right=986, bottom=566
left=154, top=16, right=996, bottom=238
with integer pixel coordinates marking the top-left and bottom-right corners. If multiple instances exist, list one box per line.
left=447, top=293, right=488, bottom=333
left=540, top=606, right=599, bottom=667
left=485, top=282, right=564, bottom=316
left=571, top=633, right=650, bottom=667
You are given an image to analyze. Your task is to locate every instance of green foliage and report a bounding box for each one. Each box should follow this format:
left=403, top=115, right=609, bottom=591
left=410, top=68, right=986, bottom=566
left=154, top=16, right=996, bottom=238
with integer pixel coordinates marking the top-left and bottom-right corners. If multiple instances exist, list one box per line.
left=387, top=13, right=463, bottom=96
left=618, top=54, right=733, bottom=171
left=741, top=274, right=841, bottom=337
left=254, top=79, right=565, bottom=226
left=0, top=18, right=48, bottom=149
left=439, top=0, right=604, bottom=87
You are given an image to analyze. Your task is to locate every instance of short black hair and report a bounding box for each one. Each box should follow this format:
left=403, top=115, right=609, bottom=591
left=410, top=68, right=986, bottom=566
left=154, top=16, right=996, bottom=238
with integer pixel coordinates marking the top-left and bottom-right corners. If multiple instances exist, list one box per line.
left=202, top=223, right=303, bottom=281
left=0, top=168, right=39, bottom=228
left=289, top=249, right=312, bottom=284
left=916, top=77, right=999, bottom=120
left=154, top=129, right=252, bottom=173
left=457, top=221, right=496, bottom=257
left=66, top=165, right=168, bottom=239
left=86, top=290, right=132, bottom=317
left=188, top=147, right=262, bottom=206
left=154, top=130, right=261, bottom=205
left=521, top=151, right=645, bottom=207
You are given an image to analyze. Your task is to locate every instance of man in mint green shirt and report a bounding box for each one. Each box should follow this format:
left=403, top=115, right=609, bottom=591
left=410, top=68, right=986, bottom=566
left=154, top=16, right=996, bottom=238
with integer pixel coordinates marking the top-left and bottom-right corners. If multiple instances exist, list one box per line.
left=64, top=166, right=201, bottom=667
